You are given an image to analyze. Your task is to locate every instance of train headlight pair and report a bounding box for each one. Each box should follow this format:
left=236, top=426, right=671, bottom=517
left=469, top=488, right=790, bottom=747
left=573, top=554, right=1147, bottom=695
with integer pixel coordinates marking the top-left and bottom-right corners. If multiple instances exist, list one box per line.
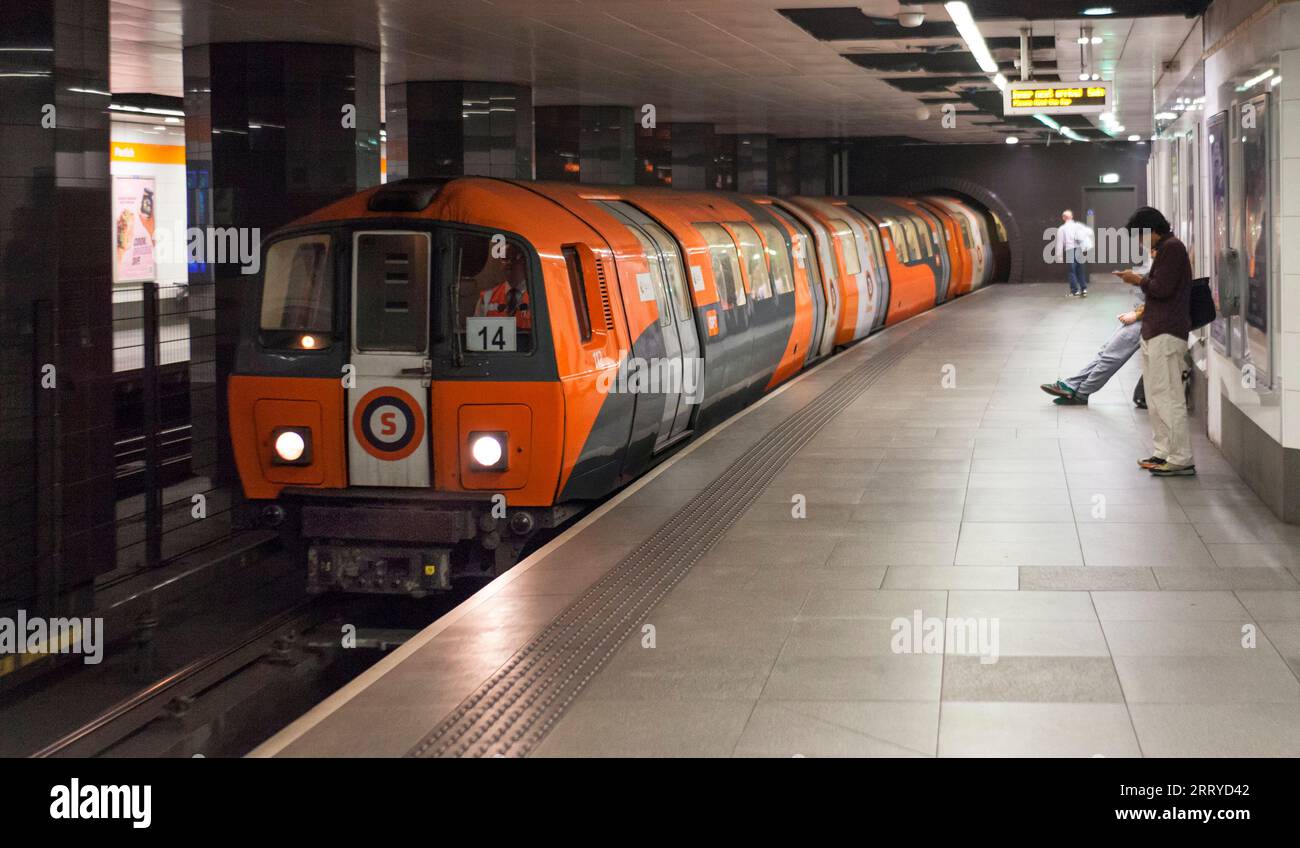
left=271, top=427, right=313, bottom=466
left=469, top=431, right=508, bottom=471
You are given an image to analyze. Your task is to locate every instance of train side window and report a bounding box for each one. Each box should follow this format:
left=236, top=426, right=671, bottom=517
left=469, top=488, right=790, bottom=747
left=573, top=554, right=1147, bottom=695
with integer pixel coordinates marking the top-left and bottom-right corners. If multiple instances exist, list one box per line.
left=693, top=223, right=746, bottom=309
left=828, top=218, right=861, bottom=276
left=755, top=222, right=795, bottom=295
left=452, top=231, right=534, bottom=353
left=562, top=246, right=592, bottom=342
left=884, top=219, right=909, bottom=263
left=729, top=222, right=773, bottom=300
left=903, top=219, right=924, bottom=261
left=260, top=234, right=333, bottom=346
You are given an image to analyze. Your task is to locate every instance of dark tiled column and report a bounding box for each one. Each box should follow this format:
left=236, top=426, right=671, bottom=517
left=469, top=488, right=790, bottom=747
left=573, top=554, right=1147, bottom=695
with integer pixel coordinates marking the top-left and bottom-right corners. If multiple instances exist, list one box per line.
left=183, top=43, right=381, bottom=486
left=535, top=105, right=635, bottom=185
left=634, top=122, right=719, bottom=190
left=386, top=81, right=533, bottom=180
left=775, top=138, right=832, bottom=196
left=0, top=0, right=113, bottom=605
left=736, top=134, right=776, bottom=194
left=713, top=133, right=738, bottom=191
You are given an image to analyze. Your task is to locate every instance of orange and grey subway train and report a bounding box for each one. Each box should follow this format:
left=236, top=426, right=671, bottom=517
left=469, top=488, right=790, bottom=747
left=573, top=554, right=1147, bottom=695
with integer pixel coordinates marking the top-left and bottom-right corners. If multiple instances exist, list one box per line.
left=229, top=177, right=1005, bottom=596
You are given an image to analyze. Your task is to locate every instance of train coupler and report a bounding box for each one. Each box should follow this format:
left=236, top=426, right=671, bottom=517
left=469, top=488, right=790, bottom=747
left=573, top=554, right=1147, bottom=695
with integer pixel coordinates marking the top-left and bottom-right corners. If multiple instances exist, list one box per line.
left=307, top=544, right=452, bottom=597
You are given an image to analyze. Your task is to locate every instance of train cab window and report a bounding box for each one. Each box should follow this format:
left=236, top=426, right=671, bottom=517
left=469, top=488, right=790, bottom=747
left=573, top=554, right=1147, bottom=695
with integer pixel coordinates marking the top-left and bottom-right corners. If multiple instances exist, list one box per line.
left=755, top=222, right=795, bottom=295
left=694, top=223, right=746, bottom=309
left=881, top=220, right=906, bottom=263
left=260, top=234, right=333, bottom=347
left=729, top=222, right=773, bottom=300
left=452, top=231, right=534, bottom=353
left=958, top=216, right=974, bottom=248
left=828, top=219, right=861, bottom=276
left=354, top=231, right=430, bottom=353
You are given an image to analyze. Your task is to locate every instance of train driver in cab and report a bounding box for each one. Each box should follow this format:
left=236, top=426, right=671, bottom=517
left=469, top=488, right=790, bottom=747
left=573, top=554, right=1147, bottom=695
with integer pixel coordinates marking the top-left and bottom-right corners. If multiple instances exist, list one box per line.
left=474, top=244, right=531, bottom=331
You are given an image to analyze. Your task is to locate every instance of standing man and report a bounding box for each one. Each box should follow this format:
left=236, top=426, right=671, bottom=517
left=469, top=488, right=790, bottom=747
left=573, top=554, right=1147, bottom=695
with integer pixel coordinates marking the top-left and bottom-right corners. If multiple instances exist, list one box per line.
left=1113, top=206, right=1195, bottom=477
left=1056, top=210, right=1093, bottom=297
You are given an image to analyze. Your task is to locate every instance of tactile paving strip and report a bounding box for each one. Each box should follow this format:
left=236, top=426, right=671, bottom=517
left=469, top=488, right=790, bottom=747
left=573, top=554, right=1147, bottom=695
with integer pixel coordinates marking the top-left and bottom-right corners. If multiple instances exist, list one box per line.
left=408, top=321, right=935, bottom=758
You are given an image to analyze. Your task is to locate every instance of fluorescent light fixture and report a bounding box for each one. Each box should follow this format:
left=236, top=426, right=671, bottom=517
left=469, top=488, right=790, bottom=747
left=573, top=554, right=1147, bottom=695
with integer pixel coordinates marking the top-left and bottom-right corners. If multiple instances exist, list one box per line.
left=1077, top=36, right=1089, bottom=44
left=1091, top=36, right=1103, bottom=44
left=1237, top=68, right=1274, bottom=91
left=1061, top=127, right=1090, bottom=142
left=1271, top=75, right=1282, bottom=88
left=108, top=104, right=185, bottom=117
left=1127, top=134, right=1140, bottom=141
left=1034, top=113, right=1062, bottom=130
left=1005, top=135, right=1019, bottom=144
left=945, top=2, right=999, bottom=74
left=1099, top=173, right=1120, bottom=184
left=993, top=72, right=1008, bottom=92
left=1099, top=111, right=1114, bottom=122
left=1079, top=73, right=1090, bottom=81
left=1155, top=111, right=1176, bottom=121
left=1082, top=7, right=1114, bottom=15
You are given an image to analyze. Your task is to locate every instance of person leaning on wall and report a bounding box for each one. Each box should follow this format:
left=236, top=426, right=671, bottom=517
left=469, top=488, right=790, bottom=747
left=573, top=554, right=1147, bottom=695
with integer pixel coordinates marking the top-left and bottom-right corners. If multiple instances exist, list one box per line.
left=1112, top=206, right=1195, bottom=477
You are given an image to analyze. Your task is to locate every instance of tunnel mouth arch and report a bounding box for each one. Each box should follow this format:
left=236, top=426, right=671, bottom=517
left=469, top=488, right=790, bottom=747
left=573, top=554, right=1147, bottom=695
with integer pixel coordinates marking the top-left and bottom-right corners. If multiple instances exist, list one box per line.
left=901, top=177, right=1022, bottom=284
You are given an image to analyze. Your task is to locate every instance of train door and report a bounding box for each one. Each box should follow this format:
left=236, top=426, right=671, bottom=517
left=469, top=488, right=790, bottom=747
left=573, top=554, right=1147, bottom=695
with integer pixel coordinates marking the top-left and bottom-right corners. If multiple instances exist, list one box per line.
left=776, top=202, right=840, bottom=357
left=767, top=205, right=827, bottom=364
left=601, top=202, right=702, bottom=449
left=347, top=230, right=433, bottom=487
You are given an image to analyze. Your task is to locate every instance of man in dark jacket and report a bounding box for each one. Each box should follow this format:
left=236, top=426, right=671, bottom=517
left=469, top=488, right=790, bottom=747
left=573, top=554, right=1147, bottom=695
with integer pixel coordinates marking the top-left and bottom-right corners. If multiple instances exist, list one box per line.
left=1113, top=207, right=1195, bottom=476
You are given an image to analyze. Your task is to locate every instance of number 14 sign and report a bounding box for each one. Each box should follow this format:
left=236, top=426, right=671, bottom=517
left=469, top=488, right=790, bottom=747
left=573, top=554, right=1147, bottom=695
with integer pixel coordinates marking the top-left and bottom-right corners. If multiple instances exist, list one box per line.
left=465, top=316, right=518, bottom=352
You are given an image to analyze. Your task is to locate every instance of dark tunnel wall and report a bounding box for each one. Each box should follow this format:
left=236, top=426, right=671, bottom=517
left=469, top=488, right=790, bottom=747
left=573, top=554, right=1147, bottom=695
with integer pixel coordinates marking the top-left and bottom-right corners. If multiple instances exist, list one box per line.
left=848, top=140, right=1151, bottom=283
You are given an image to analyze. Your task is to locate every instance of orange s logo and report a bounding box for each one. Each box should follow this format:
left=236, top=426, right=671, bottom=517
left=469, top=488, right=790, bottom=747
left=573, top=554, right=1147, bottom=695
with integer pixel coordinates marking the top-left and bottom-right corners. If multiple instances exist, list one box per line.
left=380, top=411, right=397, bottom=436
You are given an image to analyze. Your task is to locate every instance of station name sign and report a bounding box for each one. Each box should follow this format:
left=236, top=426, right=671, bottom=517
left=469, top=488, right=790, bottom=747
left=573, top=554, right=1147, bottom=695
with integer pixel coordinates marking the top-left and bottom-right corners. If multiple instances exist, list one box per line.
left=1003, top=81, right=1113, bottom=116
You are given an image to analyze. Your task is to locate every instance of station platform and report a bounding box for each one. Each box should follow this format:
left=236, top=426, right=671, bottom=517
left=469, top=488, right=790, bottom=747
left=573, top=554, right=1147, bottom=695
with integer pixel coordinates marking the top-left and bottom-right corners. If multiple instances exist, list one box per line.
left=253, top=280, right=1300, bottom=759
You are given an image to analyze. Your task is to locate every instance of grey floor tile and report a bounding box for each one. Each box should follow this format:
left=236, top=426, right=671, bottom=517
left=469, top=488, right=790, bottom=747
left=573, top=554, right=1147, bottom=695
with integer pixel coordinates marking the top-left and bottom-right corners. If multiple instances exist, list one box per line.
left=1091, top=590, right=1250, bottom=621
left=1234, top=590, right=1300, bottom=620
left=948, top=590, right=1099, bottom=621
left=531, top=699, right=756, bottom=757
left=1078, top=523, right=1216, bottom=568
left=761, top=654, right=943, bottom=701
left=1113, top=654, right=1300, bottom=704
left=1209, top=544, right=1300, bottom=570
left=827, top=539, right=958, bottom=567
left=938, top=702, right=1141, bottom=757
left=798, top=588, right=948, bottom=620
left=883, top=566, right=1018, bottom=590
left=733, top=701, right=940, bottom=758
left=1127, top=703, right=1300, bottom=757
left=1151, top=567, right=1299, bottom=590
left=945, top=619, right=1110, bottom=658
left=1019, top=566, right=1157, bottom=591
left=1102, top=620, right=1272, bottom=657
left=963, top=502, right=1075, bottom=522
left=941, top=655, right=1124, bottom=702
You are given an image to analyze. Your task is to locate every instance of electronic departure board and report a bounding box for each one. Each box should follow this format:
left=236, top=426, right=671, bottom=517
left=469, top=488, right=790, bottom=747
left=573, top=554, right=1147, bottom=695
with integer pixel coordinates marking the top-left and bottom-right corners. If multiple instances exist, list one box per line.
left=1003, top=81, right=1113, bottom=116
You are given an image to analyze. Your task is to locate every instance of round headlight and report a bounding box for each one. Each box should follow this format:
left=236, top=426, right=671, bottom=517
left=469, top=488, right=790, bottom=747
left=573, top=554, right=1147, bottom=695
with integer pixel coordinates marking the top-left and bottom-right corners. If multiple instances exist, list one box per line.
left=471, top=434, right=503, bottom=467
left=274, top=430, right=306, bottom=462
left=299, top=334, right=318, bottom=349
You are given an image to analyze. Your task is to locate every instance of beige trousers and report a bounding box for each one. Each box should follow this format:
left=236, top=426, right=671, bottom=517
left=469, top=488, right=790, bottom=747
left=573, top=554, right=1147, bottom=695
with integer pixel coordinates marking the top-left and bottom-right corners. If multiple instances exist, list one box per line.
left=1140, top=334, right=1193, bottom=467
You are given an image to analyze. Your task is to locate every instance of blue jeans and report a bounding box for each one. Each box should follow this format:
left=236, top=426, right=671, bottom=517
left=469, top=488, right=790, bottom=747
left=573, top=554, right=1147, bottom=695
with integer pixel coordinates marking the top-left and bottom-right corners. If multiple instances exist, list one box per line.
left=1067, top=254, right=1088, bottom=294
left=1064, top=320, right=1142, bottom=397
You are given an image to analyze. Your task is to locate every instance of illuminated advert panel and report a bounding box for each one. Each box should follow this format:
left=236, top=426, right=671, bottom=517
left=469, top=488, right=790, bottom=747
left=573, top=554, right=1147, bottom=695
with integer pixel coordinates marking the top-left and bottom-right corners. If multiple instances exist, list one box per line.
left=1004, top=81, right=1113, bottom=116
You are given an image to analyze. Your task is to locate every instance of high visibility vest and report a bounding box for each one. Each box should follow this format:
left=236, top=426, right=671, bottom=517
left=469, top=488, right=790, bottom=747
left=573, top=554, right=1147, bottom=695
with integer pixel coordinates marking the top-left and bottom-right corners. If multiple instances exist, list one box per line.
left=477, top=282, right=531, bottom=330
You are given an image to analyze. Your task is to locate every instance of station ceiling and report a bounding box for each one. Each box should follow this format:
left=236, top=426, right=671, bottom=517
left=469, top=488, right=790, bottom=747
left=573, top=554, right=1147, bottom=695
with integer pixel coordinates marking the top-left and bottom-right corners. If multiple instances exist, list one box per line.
left=110, top=0, right=1206, bottom=143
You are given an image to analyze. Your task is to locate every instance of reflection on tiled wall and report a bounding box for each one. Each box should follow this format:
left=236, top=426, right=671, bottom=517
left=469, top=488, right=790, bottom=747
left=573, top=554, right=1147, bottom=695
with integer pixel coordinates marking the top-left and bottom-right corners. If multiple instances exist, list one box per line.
left=536, top=106, right=634, bottom=185
left=184, top=42, right=381, bottom=492
left=1, top=0, right=113, bottom=605
left=388, top=81, right=533, bottom=180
